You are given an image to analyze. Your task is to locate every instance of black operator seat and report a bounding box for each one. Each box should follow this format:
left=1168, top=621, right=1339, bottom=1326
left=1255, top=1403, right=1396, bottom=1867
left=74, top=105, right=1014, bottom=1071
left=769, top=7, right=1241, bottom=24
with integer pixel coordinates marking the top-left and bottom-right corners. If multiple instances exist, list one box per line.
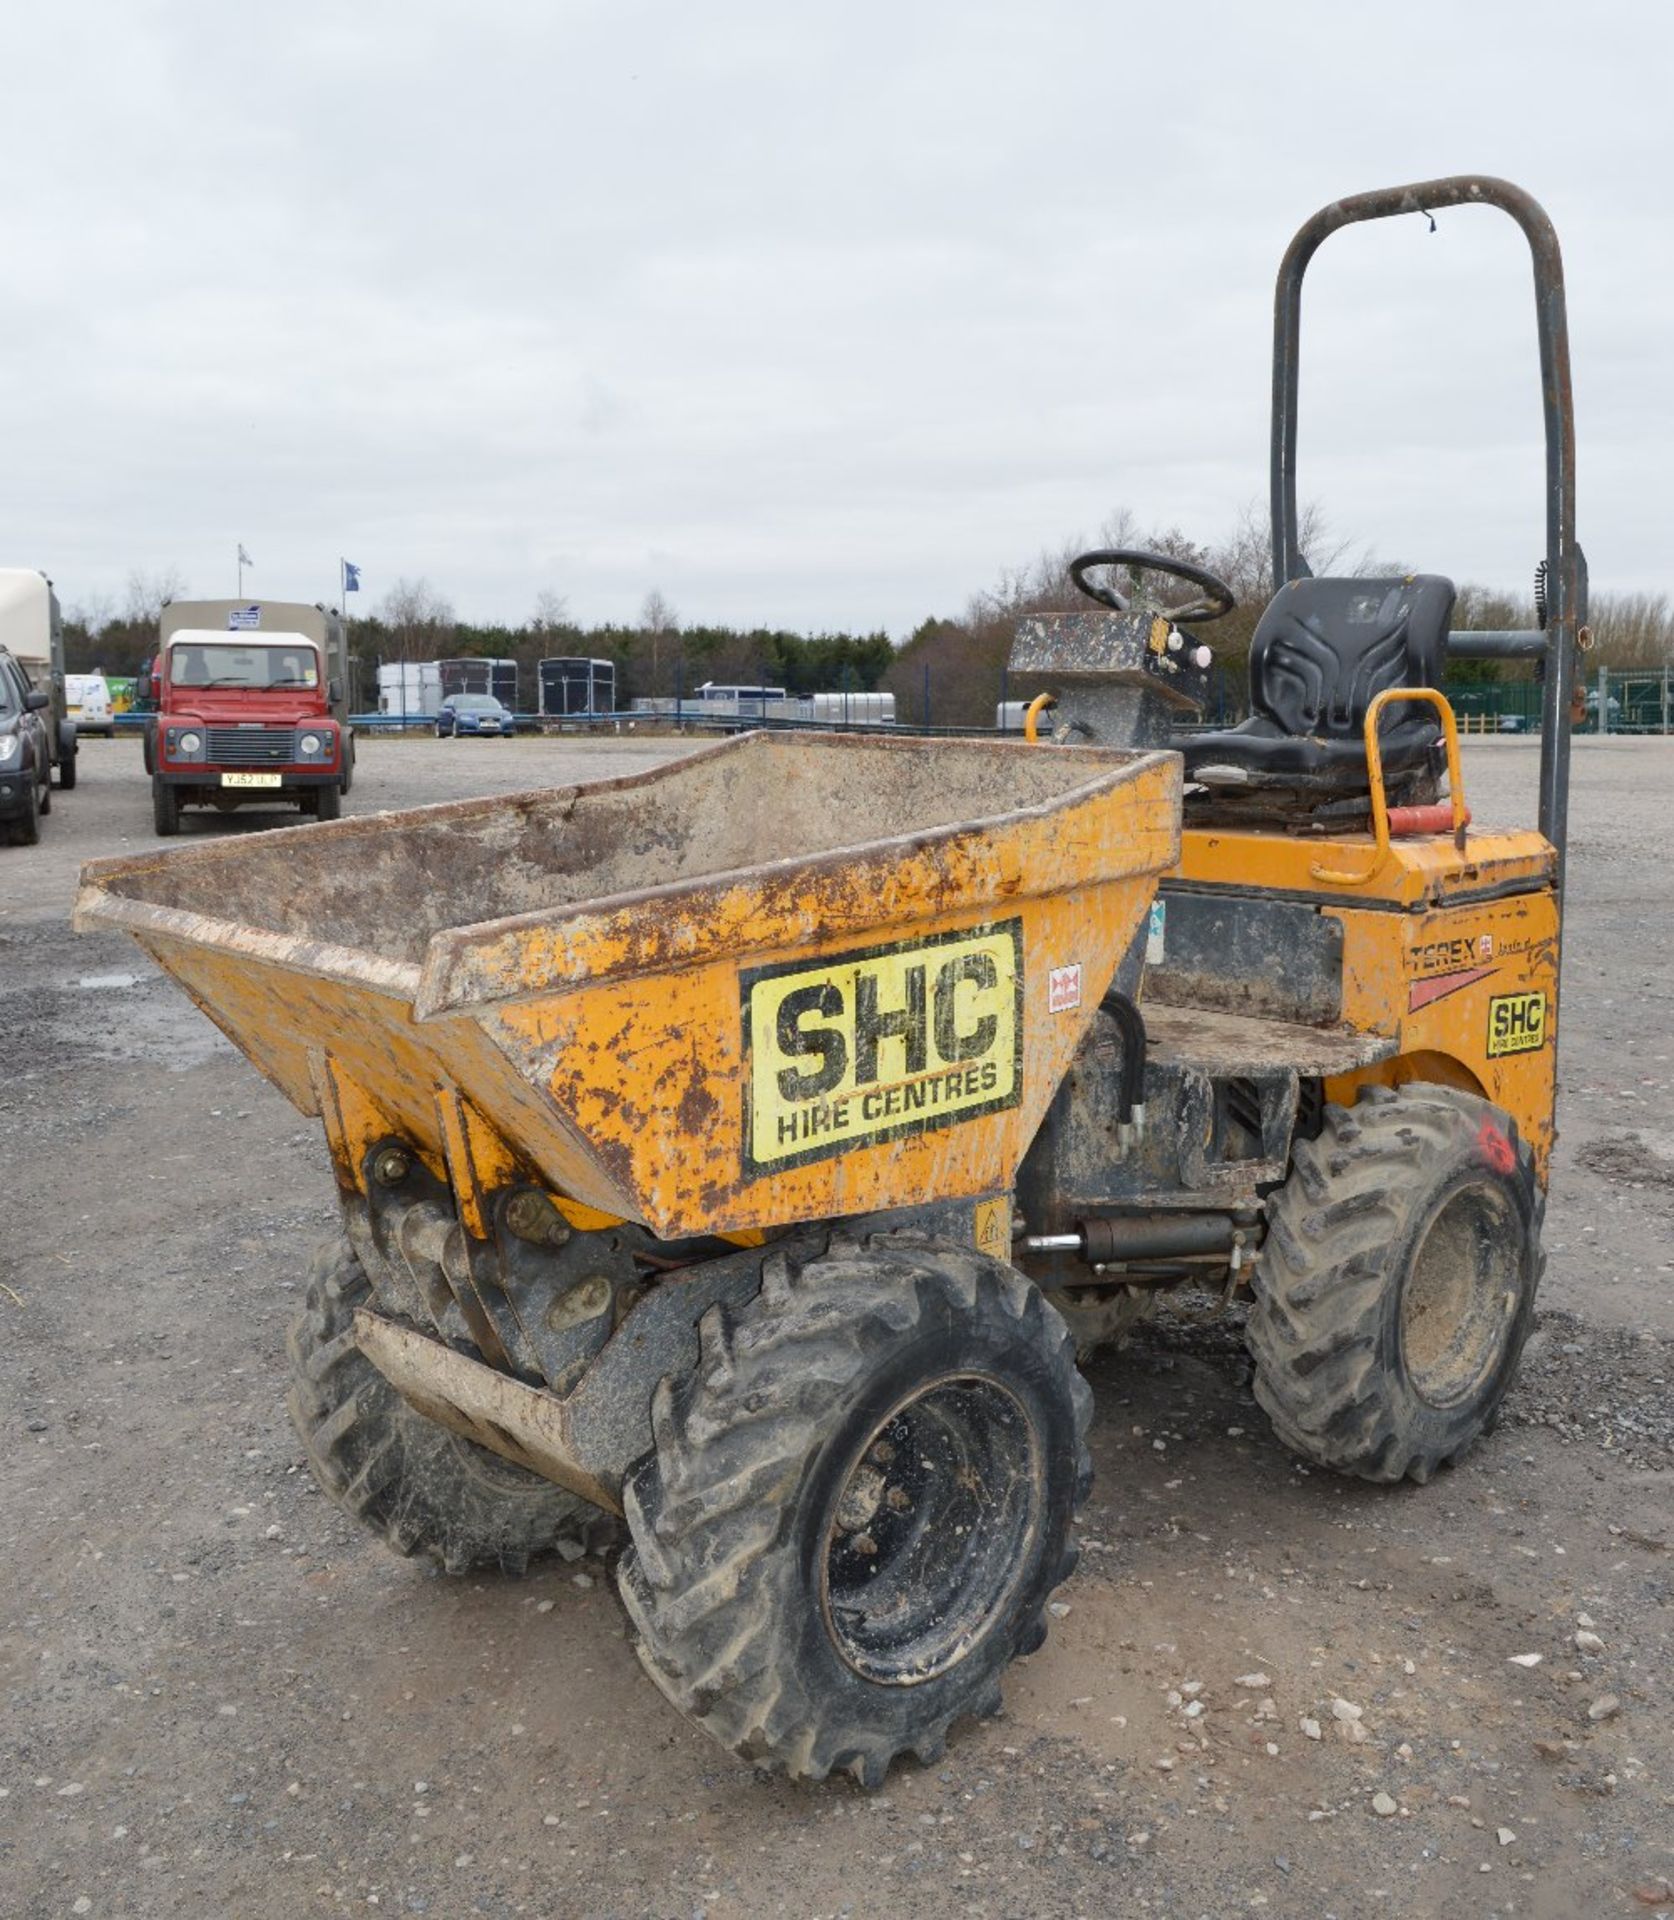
left=1182, top=574, right=1456, bottom=795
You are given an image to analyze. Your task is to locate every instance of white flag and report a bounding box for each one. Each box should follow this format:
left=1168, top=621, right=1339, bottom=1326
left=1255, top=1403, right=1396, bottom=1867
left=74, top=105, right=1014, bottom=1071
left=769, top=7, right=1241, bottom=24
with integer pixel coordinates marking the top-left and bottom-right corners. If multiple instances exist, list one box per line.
left=238, top=543, right=254, bottom=567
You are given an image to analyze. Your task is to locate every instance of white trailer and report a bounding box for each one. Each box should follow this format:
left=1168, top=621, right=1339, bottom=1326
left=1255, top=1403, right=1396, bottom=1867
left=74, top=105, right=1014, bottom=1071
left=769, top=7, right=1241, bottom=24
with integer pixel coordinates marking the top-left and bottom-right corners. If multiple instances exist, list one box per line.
left=377, top=661, right=442, bottom=718
left=0, top=567, right=76, bottom=786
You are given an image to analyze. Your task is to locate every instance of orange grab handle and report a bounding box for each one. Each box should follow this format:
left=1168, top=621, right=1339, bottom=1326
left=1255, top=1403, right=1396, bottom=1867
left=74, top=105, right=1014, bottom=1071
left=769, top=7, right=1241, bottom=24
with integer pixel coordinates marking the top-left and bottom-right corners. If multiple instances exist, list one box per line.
left=1311, top=687, right=1468, bottom=885
left=1023, top=692, right=1057, bottom=743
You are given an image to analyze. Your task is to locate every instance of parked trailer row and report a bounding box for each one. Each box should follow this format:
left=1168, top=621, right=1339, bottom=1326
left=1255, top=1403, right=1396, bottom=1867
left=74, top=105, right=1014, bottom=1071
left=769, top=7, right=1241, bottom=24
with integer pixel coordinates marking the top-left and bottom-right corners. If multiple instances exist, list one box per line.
left=631, top=683, right=897, bottom=726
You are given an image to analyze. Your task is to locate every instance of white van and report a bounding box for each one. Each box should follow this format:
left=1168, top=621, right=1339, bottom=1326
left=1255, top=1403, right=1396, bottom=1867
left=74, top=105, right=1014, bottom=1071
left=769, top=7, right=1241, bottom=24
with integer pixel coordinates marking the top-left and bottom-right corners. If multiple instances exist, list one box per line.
left=65, top=671, right=114, bottom=737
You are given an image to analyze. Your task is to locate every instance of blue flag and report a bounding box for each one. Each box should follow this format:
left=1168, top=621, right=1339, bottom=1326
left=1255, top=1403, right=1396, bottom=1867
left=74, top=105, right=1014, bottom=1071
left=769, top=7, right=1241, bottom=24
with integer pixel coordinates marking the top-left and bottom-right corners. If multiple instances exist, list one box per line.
left=343, top=560, right=362, bottom=593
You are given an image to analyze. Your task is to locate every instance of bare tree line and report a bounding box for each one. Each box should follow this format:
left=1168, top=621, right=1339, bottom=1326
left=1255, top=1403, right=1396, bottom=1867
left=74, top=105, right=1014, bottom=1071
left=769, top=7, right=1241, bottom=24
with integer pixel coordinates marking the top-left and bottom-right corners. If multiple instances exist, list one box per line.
left=882, top=504, right=1674, bottom=727
left=59, top=529, right=1673, bottom=712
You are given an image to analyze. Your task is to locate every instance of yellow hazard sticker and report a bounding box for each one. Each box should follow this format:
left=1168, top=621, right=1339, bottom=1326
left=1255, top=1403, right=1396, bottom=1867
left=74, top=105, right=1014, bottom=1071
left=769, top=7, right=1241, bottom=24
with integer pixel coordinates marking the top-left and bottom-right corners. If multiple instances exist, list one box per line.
left=1487, top=990, right=1547, bottom=1058
left=742, top=920, right=1023, bottom=1175
left=973, top=1196, right=1011, bottom=1260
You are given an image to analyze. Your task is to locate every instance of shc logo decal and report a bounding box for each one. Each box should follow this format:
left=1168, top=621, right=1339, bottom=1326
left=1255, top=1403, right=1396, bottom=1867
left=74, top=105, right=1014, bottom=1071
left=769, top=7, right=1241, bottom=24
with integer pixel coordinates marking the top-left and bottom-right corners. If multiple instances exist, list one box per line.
left=1487, top=990, right=1547, bottom=1058
left=742, top=920, right=1024, bottom=1175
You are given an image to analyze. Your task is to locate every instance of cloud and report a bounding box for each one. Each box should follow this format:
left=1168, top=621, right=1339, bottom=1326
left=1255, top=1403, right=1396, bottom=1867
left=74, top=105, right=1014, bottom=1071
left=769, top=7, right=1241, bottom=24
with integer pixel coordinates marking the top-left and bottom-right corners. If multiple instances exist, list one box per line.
left=1, top=0, right=1667, bottom=633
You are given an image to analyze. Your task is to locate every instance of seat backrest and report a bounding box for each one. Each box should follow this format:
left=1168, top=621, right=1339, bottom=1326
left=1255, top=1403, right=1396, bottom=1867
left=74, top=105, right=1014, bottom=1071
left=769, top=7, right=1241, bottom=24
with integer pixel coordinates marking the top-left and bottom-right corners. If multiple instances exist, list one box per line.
left=1248, top=575, right=1456, bottom=739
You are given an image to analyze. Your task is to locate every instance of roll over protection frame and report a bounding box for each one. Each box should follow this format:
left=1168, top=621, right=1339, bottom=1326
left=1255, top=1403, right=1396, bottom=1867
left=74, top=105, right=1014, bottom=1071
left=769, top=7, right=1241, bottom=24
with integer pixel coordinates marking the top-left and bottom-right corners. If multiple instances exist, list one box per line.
left=1269, top=175, right=1583, bottom=897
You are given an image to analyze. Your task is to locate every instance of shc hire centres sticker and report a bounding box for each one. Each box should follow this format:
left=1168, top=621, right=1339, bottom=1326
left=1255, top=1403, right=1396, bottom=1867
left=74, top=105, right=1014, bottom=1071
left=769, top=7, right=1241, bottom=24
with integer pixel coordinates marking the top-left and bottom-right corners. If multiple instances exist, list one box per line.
left=742, top=920, right=1023, bottom=1174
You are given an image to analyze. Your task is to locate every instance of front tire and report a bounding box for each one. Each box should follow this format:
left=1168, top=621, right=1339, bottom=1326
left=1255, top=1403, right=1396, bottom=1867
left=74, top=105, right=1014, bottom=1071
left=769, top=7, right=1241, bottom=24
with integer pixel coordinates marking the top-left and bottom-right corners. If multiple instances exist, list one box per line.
left=618, top=1236, right=1091, bottom=1786
left=287, top=1237, right=614, bottom=1573
left=152, top=774, right=181, bottom=837
left=312, top=781, right=341, bottom=821
left=1247, top=1083, right=1543, bottom=1483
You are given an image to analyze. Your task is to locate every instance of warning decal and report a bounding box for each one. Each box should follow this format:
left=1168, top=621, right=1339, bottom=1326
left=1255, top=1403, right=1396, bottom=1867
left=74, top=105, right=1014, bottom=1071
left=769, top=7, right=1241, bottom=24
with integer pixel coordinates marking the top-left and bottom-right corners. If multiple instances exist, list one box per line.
left=1487, top=990, right=1548, bottom=1058
left=973, top=1197, right=1011, bottom=1260
left=742, top=919, right=1024, bottom=1175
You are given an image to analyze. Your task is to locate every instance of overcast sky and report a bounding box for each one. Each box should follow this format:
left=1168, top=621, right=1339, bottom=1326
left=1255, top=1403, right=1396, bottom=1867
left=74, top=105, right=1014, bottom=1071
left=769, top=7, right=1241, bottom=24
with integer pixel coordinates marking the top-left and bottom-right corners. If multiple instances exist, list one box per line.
left=3, top=1, right=1669, bottom=636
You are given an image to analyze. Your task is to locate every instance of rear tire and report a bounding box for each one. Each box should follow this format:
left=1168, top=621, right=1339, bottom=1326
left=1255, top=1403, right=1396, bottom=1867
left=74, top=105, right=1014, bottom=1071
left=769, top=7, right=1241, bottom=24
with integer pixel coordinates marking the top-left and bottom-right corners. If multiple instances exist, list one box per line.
left=619, top=1236, right=1091, bottom=1785
left=288, top=1236, right=616, bottom=1573
left=1246, top=1083, right=1543, bottom=1483
left=152, top=774, right=181, bottom=837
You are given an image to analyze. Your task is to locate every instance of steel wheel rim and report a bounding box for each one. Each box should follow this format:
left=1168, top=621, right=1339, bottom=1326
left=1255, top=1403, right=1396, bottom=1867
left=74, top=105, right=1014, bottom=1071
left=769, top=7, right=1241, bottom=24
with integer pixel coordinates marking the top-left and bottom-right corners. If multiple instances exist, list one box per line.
left=819, top=1372, right=1042, bottom=1687
left=1400, top=1183, right=1519, bottom=1408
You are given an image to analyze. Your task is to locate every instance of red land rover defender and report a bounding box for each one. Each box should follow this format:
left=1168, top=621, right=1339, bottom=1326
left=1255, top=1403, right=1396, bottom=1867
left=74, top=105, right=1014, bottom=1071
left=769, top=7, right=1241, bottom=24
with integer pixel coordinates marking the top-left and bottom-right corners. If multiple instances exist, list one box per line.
left=148, top=599, right=355, bottom=837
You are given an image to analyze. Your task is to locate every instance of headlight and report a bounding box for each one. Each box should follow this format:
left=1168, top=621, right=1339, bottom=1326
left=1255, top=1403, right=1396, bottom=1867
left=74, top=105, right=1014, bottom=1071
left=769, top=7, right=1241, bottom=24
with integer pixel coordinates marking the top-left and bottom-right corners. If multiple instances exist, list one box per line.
left=0, top=733, right=18, bottom=763
left=179, top=730, right=203, bottom=755
left=299, top=732, right=322, bottom=757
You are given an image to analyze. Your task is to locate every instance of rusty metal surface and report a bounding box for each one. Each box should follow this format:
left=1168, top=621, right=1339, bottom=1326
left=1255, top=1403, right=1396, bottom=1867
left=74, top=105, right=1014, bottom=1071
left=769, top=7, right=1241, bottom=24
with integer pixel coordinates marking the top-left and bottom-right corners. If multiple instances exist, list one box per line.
left=351, top=1231, right=815, bottom=1505
left=1009, top=610, right=1212, bottom=708
left=1140, top=1005, right=1396, bottom=1078
left=1015, top=998, right=1307, bottom=1235
left=75, top=732, right=1184, bottom=1238
left=1009, top=610, right=1213, bottom=750
left=1176, top=822, right=1554, bottom=910
left=1145, top=889, right=1344, bottom=1024
left=352, top=1308, right=622, bottom=1511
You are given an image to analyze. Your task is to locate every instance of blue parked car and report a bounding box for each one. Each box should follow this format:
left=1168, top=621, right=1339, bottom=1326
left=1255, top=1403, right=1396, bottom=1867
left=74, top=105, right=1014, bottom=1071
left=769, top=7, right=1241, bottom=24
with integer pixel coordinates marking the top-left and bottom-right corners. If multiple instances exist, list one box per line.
left=437, top=693, right=514, bottom=738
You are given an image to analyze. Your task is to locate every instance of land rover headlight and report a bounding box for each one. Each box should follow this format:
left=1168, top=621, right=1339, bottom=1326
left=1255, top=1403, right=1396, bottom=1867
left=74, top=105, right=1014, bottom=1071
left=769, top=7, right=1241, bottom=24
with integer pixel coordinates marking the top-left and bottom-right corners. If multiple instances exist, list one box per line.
left=179, top=730, right=203, bottom=756
left=299, top=731, right=323, bottom=757
left=0, top=733, right=18, bottom=763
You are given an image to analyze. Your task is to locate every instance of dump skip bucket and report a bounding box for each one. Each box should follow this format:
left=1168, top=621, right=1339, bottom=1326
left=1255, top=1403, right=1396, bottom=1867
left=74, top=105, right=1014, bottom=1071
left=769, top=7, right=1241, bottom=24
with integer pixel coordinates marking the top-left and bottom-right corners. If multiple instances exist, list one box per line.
left=76, top=732, right=1182, bottom=1236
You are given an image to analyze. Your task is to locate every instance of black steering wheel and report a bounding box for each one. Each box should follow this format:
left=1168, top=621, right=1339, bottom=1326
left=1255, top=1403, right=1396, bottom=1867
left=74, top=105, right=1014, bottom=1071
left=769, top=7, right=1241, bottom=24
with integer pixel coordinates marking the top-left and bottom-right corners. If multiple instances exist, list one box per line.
left=1070, top=547, right=1237, bottom=625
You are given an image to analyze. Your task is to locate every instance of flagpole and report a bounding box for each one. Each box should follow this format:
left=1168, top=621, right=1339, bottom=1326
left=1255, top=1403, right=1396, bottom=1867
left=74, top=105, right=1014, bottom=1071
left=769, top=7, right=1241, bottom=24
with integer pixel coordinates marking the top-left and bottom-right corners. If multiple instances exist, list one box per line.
left=238, top=545, right=244, bottom=598
left=339, top=558, right=351, bottom=711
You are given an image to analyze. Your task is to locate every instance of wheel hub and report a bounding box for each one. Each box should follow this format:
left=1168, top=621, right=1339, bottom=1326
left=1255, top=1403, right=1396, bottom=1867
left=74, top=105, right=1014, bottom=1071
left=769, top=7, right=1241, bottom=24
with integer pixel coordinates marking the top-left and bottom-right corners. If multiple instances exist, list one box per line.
left=1400, top=1183, right=1518, bottom=1408
left=819, top=1373, right=1042, bottom=1687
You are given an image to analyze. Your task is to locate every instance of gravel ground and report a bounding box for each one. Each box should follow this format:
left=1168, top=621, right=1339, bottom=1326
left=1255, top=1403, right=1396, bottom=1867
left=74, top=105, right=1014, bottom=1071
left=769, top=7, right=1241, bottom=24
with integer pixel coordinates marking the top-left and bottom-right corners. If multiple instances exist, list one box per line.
left=2, top=733, right=1670, bottom=1919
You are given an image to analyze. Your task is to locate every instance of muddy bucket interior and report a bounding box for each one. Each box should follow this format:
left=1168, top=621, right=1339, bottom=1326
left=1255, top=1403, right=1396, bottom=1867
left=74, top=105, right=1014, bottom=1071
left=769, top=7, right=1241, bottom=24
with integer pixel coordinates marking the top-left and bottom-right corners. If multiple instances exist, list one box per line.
left=79, top=732, right=1139, bottom=969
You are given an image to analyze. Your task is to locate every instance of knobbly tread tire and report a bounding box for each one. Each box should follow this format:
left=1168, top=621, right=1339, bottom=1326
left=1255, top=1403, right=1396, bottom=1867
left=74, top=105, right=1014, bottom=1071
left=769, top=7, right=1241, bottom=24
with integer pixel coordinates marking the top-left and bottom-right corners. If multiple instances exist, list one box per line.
left=286, top=1235, right=616, bottom=1574
left=617, top=1235, right=1092, bottom=1787
left=1247, top=1082, right=1544, bottom=1485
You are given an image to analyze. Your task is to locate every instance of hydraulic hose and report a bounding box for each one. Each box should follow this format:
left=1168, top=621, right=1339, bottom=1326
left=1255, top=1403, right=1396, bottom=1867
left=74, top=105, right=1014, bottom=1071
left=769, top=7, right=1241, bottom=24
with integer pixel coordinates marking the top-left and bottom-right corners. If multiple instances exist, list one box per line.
left=1099, top=988, right=1147, bottom=1125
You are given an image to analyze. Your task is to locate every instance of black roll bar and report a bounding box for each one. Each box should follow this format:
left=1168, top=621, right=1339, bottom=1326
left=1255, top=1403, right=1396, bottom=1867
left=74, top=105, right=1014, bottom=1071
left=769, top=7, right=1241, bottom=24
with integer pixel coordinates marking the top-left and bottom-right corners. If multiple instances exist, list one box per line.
left=1269, top=176, right=1583, bottom=893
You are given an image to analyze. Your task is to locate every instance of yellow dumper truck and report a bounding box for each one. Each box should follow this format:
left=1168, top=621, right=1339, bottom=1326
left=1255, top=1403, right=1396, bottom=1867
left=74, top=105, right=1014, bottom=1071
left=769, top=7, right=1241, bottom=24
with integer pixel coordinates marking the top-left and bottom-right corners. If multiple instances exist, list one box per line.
left=77, top=177, right=1582, bottom=1786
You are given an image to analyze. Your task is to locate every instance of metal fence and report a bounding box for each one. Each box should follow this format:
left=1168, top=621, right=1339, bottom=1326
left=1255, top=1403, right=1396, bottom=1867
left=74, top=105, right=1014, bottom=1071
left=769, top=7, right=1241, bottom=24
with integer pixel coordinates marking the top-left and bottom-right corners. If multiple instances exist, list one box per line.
left=1448, top=667, right=1674, bottom=736
left=112, top=658, right=1660, bottom=742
